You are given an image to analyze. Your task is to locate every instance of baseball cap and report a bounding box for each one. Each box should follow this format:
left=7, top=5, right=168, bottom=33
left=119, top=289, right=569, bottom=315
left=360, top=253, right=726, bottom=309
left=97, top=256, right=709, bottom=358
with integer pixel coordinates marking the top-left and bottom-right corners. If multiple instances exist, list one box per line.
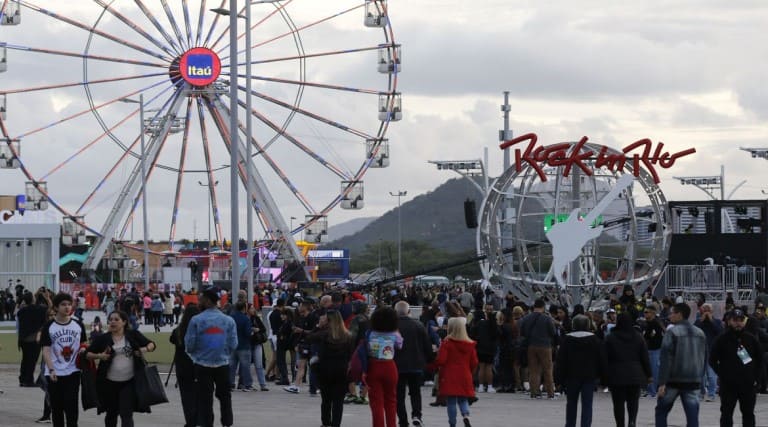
left=729, top=308, right=746, bottom=319
left=201, top=286, right=221, bottom=303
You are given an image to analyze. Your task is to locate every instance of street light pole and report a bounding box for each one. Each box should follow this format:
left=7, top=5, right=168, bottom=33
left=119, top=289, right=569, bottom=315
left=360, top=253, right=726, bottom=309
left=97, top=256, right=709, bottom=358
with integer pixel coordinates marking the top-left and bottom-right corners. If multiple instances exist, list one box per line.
left=228, top=0, right=240, bottom=297
left=212, top=0, right=282, bottom=296
left=119, top=95, right=150, bottom=292
left=139, top=93, right=149, bottom=292
left=389, top=190, right=406, bottom=274
left=245, top=1, right=254, bottom=305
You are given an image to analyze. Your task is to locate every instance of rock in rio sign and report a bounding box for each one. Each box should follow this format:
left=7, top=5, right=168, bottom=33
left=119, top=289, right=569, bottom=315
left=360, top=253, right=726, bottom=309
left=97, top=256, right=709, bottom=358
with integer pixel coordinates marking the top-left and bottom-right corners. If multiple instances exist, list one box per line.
left=179, top=47, right=222, bottom=87
left=500, top=133, right=696, bottom=184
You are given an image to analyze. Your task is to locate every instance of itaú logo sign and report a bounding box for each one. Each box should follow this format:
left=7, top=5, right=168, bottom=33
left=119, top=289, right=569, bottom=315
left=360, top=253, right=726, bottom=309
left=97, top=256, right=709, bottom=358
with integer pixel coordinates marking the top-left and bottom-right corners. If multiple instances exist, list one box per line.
left=179, top=47, right=222, bottom=87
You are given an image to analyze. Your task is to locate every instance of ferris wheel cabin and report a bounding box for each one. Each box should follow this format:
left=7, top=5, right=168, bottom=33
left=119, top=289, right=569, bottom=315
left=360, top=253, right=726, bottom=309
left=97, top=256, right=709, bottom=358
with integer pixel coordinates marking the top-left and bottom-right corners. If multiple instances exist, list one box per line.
left=366, top=138, right=389, bottom=168
left=303, top=215, right=329, bottom=244
left=0, top=1, right=20, bottom=26
left=364, top=0, right=388, bottom=27
left=0, top=138, right=20, bottom=169
left=378, top=93, right=402, bottom=121
left=340, top=181, right=364, bottom=210
left=25, top=181, right=48, bottom=211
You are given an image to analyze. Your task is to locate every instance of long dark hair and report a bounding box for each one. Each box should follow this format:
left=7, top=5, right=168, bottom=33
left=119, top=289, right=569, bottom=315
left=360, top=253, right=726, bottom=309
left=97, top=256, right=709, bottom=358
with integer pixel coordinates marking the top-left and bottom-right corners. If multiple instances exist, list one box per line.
left=108, top=310, right=132, bottom=332
left=175, top=303, right=200, bottom=346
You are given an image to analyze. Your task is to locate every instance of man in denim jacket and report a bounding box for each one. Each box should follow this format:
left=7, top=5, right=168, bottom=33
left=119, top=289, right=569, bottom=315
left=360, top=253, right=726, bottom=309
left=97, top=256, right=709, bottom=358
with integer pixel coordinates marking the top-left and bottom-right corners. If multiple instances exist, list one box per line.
left=655, top=302, right=707, bottom=427
left=185, top=287, right=238, bottom=427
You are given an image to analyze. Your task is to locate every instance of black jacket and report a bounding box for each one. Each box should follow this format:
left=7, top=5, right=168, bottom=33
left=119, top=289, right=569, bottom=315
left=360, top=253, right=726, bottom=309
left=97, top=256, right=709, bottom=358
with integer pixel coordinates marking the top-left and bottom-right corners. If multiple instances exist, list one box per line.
left=709, top=327, right=763, bottom=385
left=86, top=330, right=155, bottom=414
left=307, top=329, right=354, bottom=381
left=554, top=331, right=605, bottom=384
left=16, top=303, right=48, bottom=344
left=604, top=328, right=652, bottom=386
left=471, top=315, right=499, bottom=356
left=394, top=315, right=433, bottom=373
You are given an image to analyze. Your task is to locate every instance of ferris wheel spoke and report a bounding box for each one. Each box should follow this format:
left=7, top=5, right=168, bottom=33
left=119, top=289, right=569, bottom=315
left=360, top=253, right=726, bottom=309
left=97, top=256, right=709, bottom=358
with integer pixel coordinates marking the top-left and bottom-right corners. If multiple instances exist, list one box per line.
left=168, top=98, right=195, bottom=245
left=236, top=72, right=379, bottom=95
left=76, top=90, right=184, bottom=215
left=194, top=0, right=209, bottom=47
left=248, top=45, right=381, bottom=67
left=20, top=1, right=172, bottom=62
left=235, top=83, right=374, bottom=140
left=1, top=72, right=167, bottom=97
left=13, top=79, right=170, bottom=140
left=160, top=0, right=189, bottom=52
left=0, top=73, right=168, bottom=95
left=225, top=3, right=363, bottom=59
left=133, top=0, right=184, bottom=56
left=181, top=0, right=194, bottom=49
left=202, top=0, right=226, bottom=47
left=76, top=133, right=141, bottom=216
left=210, top=0, right=294, bottom=53
left=235, top=119, right=315, bottom=213
left=196, top=97, right=225, bottom=244
left=92, top=0, right=179, bottom=59
left=226, top=94, right=351, bottom=180
left=1, top=43, right=167, bottom=69
left=40, top=109, right=141, bottom=181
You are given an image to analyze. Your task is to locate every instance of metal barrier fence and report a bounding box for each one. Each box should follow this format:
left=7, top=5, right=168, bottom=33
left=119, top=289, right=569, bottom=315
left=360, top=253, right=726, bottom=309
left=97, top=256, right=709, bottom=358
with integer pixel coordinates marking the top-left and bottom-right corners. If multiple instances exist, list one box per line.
left=658, top=264, right=764, bottom=302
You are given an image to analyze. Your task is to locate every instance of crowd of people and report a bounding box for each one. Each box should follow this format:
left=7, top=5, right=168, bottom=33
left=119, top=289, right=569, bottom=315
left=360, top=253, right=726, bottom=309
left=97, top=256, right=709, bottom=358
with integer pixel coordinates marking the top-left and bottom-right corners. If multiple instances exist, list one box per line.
left=7, top=281, right=768, bottom=426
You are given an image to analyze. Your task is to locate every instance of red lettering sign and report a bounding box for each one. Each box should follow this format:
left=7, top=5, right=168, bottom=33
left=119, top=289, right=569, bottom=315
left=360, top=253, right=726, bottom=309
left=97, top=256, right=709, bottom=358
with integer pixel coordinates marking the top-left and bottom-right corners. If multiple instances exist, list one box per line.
left=499, top=133, right=695, bottom=184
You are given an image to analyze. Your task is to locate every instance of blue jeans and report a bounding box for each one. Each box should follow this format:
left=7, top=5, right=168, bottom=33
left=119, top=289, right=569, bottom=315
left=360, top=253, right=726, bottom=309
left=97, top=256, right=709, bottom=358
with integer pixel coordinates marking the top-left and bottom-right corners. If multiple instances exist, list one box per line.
left=229, top=348, right=253, bottom=388
left=564, top=379, right=595, bottom=427
left=445, top=396, right=470, bottom=427
left=251, top=344, right=267, bottom=387
left=647, top=349, right=660, bottom=396
left=655, top=387, right=699, bottom=427
left=701, top=361, right=718, bottom=399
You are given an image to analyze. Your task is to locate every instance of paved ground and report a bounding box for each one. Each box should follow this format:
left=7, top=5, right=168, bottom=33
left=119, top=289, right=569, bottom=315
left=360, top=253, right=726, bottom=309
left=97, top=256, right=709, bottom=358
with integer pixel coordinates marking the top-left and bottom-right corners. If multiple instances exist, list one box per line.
left=2, top=312, right=765, bottom=426
left=1, top=362, right=766, bottom=427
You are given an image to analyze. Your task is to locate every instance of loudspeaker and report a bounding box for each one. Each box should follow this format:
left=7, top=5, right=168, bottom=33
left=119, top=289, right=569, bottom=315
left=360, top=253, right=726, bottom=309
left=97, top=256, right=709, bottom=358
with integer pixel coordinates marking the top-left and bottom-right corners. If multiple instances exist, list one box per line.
left=464, top=199, right=478, bottom=229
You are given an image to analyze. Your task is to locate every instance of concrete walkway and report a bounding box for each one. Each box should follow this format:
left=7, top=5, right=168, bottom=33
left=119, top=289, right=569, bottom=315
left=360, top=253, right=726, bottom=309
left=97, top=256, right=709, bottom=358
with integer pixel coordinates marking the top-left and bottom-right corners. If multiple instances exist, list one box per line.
left=0, top=363, right=764, bottom=427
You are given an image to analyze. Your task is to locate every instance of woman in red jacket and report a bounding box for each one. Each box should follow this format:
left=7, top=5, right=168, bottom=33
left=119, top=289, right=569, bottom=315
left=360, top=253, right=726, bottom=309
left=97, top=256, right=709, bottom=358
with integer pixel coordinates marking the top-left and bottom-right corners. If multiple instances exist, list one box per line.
left=432, top=316, right=477, bottom=427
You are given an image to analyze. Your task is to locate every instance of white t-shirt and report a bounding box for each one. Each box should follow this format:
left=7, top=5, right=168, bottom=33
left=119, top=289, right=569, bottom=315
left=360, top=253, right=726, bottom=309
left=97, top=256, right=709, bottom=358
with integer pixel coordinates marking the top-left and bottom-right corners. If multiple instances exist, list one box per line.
left=107, top=336, right=135, bottom=382
left=40, top=318, right=87, bottom=377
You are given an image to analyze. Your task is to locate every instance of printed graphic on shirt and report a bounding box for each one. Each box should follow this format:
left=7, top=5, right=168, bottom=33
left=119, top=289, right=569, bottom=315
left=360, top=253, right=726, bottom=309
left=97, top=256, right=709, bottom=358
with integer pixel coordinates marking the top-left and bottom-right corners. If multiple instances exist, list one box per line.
left=368, top=335, right=396, bottom=360
left=201, top=326, right=226, bottom=350
left=42, top=319, right=86, bottom=376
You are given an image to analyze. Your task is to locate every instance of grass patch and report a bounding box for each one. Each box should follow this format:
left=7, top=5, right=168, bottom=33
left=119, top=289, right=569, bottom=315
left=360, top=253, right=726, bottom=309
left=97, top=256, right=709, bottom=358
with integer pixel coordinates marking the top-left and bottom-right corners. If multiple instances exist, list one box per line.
left=0, top=332, right=175, bottom=364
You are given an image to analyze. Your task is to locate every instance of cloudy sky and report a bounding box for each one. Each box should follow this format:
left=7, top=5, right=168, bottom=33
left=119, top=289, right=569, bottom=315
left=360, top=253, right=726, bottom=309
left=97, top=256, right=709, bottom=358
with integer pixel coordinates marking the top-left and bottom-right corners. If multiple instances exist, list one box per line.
left=2, top=0, right=768, bottom=245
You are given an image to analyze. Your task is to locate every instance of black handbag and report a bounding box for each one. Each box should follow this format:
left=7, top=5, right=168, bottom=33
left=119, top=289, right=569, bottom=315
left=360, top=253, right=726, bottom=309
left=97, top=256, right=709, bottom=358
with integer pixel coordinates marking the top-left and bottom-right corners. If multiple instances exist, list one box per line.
left=251, top=330, right=268, bottom=345
left=78, top=357, right=99, bottom=411
left=134, top=357, right=169, bottom=409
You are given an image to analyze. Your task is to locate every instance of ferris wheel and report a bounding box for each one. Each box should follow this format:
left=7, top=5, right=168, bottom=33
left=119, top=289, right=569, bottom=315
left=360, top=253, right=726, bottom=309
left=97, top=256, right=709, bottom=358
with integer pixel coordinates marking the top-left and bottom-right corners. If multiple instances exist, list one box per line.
left=0, top=0, right=400, bottom=272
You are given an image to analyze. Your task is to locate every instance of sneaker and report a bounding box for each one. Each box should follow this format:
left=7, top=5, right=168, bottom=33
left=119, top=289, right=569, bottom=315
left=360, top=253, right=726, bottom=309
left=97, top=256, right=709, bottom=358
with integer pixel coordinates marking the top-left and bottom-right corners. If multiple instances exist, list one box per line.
left=240, top=386, right=256, bottom=392
left=35, top=418, right=52, bottom=424
left=412, top=417, right=423, bottom=426
left=260, top=386, right=270, bottom=391
left=463, top=417, right=472, bottom=427
left=423, top=380, right=434, bottom=387
left=283, top=385, right=300, bottom=394
left=354, top=396, right=369, bottom=405
left=486, top=385, right=496, bottom=393
left=476, top=385, right=484, bottom=393
left=705, top=396, right=716, bottom=402
left=602, top=387, right=609, bottom=393
left=344, top=394, right=358, bottom=404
